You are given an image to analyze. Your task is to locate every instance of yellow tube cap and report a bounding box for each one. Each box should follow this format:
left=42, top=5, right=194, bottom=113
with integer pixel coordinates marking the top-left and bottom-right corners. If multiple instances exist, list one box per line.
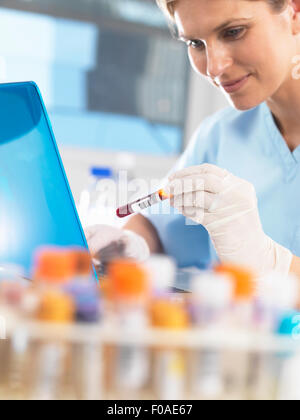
left=150, top=299, right=189, bottom=330
left=38, top=291, right=75, bottom=323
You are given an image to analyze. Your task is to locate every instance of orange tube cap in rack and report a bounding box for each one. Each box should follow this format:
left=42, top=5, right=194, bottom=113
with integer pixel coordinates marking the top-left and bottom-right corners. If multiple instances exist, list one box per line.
left=108, top=260, right=149, bottom=300
left=215, top=263, right=256, bottom=301
left=33, top=248, right=75, bottom=285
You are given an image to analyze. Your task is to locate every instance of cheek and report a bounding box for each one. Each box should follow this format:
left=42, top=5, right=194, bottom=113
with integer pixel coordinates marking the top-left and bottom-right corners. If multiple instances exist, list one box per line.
left=188, top=49, right=207, bottom=75
left=243, top=26, right=292, bottom=80
left=246, top=44, right=289, bottom=86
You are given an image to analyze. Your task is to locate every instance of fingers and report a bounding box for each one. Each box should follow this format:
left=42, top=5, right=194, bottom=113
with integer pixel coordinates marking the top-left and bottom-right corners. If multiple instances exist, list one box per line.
left=170, top=191, right=214, bottom=210
left=84, top=225, right=124, bottom=256
left=122, top=230, right=150, bottom=262
left=168, top=164, right=228, bottom=182
left=83, top=225, right=97, bottom=242
left=175, top=206, right=205, bottom=224
left=167, top=165, right=258, bottom=230
left=166, top=173, right=223, bottom=196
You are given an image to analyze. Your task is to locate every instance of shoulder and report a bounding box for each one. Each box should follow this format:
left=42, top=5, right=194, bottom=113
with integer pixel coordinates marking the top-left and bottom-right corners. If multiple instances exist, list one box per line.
left=177, top=103, right=267, bottom=168
left=194, top=103, right=264, bottom=139
left=189, top=103, right=266, bottom=153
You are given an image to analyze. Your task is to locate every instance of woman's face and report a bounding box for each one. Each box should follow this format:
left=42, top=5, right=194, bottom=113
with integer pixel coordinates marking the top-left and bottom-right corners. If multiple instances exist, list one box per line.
left=174, top=0, right=298, bottom=110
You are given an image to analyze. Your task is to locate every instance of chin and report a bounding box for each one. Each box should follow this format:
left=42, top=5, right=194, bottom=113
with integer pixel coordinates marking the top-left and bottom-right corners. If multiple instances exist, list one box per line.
left=228, top=95, right=264, bottom=111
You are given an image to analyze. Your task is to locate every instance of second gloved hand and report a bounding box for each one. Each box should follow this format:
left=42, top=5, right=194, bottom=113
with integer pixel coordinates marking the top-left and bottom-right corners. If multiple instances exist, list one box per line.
left=166, top=164, right=292, bottom=279
left=84, top=224, right=150, bottom=264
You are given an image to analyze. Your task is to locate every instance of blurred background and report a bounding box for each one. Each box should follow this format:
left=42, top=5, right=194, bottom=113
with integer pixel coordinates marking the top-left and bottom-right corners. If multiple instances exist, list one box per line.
left=1, top=2, right=300, bottom=402
left=0, top=0, right=227, bottom=203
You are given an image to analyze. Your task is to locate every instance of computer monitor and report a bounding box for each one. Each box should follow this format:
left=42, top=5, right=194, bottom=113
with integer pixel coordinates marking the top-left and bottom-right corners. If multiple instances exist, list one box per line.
left=0, top=81, right=91, bottom=277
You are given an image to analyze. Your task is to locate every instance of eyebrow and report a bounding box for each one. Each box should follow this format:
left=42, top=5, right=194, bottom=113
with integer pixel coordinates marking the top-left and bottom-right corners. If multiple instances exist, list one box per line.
left=178, top=18, right=252, bottom=41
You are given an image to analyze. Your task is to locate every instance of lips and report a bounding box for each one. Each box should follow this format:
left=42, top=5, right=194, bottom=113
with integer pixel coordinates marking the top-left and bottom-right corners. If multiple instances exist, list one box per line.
left=221, top=74, right=249, bottom=87
left=220, top=74, right=251, bottom=93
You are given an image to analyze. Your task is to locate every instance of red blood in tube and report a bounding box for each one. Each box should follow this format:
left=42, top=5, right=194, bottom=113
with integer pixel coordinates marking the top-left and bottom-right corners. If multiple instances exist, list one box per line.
left=116, top=205, right=132, bottom=218
left=116, top=189, right=171, bottom=219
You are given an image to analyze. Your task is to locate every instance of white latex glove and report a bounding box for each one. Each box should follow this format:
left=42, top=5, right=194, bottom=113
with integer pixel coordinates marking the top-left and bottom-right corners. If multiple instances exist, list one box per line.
left=166, top=164, right=292, bottom=279
left=84, top=224, right=150, bottom=263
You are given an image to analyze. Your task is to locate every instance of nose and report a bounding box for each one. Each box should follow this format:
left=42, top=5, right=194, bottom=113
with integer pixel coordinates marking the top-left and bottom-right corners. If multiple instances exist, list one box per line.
left=205, top=44, right=233, bottom=81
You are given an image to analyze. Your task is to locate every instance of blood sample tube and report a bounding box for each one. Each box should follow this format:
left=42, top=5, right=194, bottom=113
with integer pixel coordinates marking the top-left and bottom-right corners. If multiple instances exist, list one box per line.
left=116, top=189, right=171, bottom=218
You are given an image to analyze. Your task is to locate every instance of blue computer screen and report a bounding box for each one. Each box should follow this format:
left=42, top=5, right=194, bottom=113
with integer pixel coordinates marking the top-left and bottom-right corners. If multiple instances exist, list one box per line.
left=0, top=82, right=88, bottom=275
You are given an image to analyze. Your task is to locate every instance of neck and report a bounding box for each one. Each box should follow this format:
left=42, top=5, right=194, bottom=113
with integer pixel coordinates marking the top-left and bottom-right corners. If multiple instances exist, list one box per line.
left=267, top=92, right=300, bottom=152
left=266, top=42, right=300, bottom=152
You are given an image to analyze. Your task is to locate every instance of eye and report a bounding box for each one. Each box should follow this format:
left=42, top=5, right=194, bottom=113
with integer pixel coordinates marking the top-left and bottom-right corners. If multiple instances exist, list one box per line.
left=223, top=27, right=245, bottom=39
left=187, top=39, right=205, bottom=50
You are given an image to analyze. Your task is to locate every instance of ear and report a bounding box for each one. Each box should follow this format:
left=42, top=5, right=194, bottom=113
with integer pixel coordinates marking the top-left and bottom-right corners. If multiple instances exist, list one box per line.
left=290, top=0, right=300, bottom=34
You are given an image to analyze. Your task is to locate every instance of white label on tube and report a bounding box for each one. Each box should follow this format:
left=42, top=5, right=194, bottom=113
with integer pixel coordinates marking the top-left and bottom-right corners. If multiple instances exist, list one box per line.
left=131, top=192, right=161, bottom=213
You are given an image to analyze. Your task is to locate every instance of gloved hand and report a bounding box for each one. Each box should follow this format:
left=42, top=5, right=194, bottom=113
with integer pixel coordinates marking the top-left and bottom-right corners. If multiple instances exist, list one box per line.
left=166, top=164, right=292, bottom=279
left=84, top=224, right=150, bottom=264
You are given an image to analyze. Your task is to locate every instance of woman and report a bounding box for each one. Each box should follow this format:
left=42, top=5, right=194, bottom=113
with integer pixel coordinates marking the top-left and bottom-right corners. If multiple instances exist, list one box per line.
left=86, top=0, right=300, bottom=280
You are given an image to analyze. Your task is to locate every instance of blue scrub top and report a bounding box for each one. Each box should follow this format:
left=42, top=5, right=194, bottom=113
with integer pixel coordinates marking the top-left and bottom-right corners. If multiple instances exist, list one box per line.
left=146, top=102, right=300, bottom=269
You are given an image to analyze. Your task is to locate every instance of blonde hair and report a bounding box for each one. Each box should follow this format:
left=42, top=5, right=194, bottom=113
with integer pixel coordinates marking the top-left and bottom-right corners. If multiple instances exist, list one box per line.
left=156, top=0, right=288, bottom=21
left=156, top=0, right=176, bottom=21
